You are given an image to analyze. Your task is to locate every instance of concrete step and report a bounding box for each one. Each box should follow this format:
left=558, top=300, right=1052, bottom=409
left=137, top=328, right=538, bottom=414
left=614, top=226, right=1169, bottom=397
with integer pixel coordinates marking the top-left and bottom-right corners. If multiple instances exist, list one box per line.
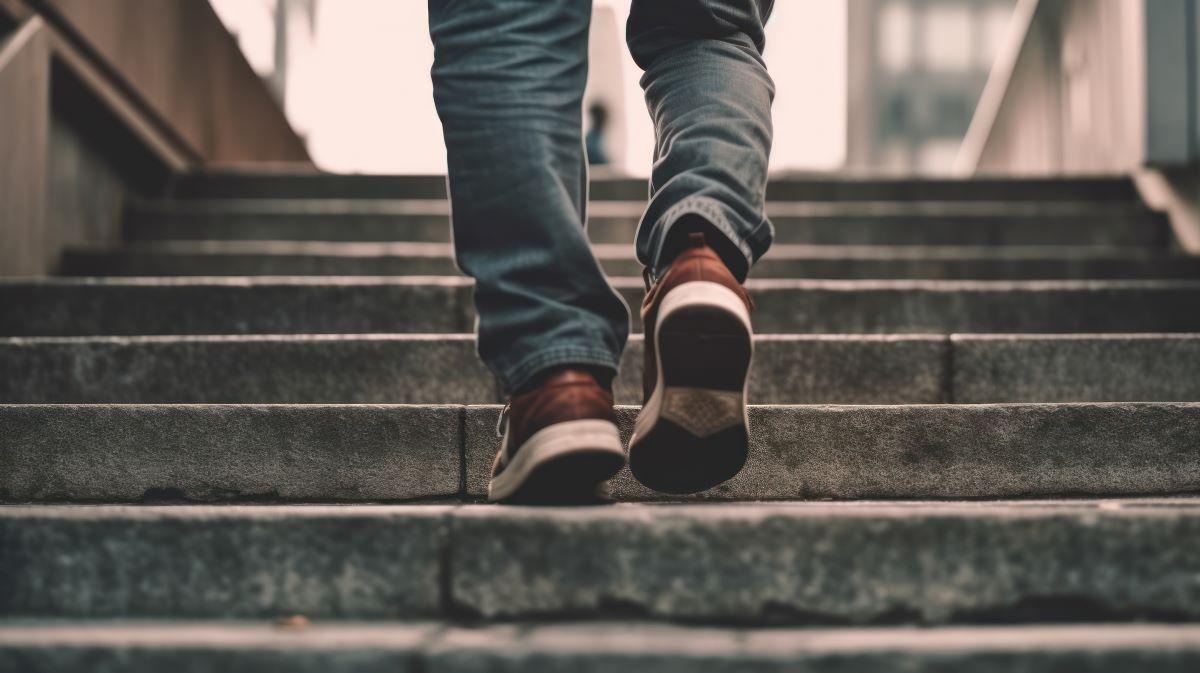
left=62, top=241, right=1200, bottom=280
left=5, top=334, right=1200, bottom=405
left=2, top=403, right=1198, bottom=502
left=122, top=199, right=1170, bottom=247
left=168, top=171, right=1144, bottom=202
left=6, top=278, right=1200, bottom=336
left=3, top=499, right=1200, bottom=622
left=4, top=621, right=1200, bottom=672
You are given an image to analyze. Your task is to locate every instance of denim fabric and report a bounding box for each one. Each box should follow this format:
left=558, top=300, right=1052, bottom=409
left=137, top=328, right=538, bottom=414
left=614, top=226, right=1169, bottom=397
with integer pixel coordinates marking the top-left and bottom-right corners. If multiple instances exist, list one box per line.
left=429, top=0, right=774, bottom=395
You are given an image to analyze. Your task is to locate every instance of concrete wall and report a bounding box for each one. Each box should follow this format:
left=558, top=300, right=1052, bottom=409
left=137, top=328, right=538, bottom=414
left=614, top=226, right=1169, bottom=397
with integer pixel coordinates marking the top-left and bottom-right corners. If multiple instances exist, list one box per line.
left=37, top=0, right=310, bottom=165
left=47, top=115, right=128, bottom=256
left=1, top=0, right=311, bottom=276
left=0, top=19, right=50, bottom=276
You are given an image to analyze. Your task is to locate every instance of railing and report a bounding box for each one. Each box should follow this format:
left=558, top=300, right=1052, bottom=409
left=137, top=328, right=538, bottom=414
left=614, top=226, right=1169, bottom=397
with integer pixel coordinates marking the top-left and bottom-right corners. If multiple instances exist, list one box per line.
left=22, top=0, right=309, bottom=165
left=0, top=0, right=310, bottom=276
left=0, top=17, right=51, bottom=275
left=955, top=0, right=1200, bottom=251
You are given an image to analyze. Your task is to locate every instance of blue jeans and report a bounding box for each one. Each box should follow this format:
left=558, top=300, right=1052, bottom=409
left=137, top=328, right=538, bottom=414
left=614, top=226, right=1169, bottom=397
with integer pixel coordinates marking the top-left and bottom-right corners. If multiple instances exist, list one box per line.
left=429, top=0, right=775, bottom=395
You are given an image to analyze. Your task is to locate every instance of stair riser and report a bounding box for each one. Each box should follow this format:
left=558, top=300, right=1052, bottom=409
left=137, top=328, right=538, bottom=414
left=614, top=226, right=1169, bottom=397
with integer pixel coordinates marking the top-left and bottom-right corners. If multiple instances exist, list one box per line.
left=3, top=405, right=1198, bottom=503
left=168, top=174, right=1143, bottom=202
left=123, top=212, right=1169, bottom=247
left=0, top=405, right=462, bottom=502
left=7, top=283, right=1200, bottom=336
left=3, top=502, right=1200, bottom=623
left=5, top=336, right=1200, bottom=405
left=452, top=504, right=1200, bottom=623
left=61, top=250, right=1200, bottom=280
left=0, top=337, right=948, bottom=405
left=0, top=506, right=448, bottom=619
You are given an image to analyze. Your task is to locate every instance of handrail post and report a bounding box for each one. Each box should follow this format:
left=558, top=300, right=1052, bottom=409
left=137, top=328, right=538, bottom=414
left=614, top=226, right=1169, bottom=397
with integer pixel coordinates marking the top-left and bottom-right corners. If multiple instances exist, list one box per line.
left=0, top=17, right=51, bottom=276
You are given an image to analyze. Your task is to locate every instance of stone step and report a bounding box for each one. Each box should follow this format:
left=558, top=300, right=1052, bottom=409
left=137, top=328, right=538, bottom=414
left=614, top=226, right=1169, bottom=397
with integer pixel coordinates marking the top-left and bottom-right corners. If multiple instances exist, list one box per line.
left=3, top=499, right=1200, bottom=622
left=168, top=171, right=1144, bottom=202
left=2, top=403, right=1198, bottom=502
left=4, top=621, right=1199, bottom=672
left=5, top=334, right=1199, bottom=405
left=62, top=241, right=1200, bottom=280
left=122, top=199, right=1170, bottom=247
left=6, top=278, right=1200, bottom=336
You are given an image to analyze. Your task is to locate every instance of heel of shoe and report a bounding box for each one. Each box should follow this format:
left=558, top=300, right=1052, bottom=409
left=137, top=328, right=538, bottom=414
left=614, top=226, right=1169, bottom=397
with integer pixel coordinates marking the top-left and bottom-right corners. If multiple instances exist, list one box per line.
left=629, top=281, right=753, bottom=495
left=488, top=419, right=625, bottom=504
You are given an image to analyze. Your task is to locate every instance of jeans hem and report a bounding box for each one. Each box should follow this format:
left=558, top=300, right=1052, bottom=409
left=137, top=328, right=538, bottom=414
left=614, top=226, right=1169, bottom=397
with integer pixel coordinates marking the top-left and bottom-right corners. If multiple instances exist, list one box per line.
left=498, top=344, right=623, bottom=397
left=647, top=195, right=761, bottom=280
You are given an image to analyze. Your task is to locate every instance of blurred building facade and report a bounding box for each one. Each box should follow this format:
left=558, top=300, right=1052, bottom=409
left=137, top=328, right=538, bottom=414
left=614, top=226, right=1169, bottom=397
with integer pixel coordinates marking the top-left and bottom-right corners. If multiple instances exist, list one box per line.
left=847, top=0, right=1015, bottom=174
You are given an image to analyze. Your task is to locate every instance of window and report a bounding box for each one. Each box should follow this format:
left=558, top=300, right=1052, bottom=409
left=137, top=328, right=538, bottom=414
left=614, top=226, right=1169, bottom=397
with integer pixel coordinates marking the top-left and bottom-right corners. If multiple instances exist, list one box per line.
left=932, top=93, right=972, bottom=134
left=881, top=93, right=912, bottom=134
left=879, top=1, right=914, bottom=72
left=921, top=4, right=972, bottom=71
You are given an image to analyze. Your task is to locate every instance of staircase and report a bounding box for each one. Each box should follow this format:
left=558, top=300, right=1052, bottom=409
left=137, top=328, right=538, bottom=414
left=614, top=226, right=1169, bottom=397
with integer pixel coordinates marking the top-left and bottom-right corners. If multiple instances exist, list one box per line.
left=3, top=172, right=1200, bottom=670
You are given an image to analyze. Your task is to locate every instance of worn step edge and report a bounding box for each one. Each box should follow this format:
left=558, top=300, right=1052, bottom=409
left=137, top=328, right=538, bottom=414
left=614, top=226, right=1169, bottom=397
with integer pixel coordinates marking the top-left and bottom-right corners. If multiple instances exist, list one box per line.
left=5, top=333, right=1200, bottom=405
left=2, top=621, right=1200, bottom=672
left=3, top=403, right=1199, bottom=503
left=4, top=499, right=1200, bottom=622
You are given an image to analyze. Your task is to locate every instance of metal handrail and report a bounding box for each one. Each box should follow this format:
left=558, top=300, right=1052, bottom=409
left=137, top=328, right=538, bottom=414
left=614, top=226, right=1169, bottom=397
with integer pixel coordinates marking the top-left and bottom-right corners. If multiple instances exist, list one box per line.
left=953, top=0, right=1043, bottom=176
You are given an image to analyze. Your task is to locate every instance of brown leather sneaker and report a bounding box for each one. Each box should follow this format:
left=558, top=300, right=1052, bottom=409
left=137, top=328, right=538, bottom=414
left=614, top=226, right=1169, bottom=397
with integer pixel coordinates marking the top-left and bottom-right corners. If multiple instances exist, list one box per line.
left=489, top=368, right=626, bottom=503
left=629, top=232, right=754, bottom=494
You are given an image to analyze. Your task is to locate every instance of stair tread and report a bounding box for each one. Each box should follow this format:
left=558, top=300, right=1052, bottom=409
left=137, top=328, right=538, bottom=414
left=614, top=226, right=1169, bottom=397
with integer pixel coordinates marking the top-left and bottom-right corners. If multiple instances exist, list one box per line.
left=123, top=199, right=1170, bottom=247
left=70, top=240, right=1187, bottom=259
left=21, top=275, right=1200, bottom=288
left=168, top=171, right=1145, bottom=202
left=4, top=499, right=1200, bottom=622
left=5, top=333, right=1200, bottom=404
left=3, top=403, right=1198, bottom=502
left=131, top=197, right=1159, bottom=217
left=7, top=278, right=1200, bottom=336
left=64, top=242, right=1200, bottom=280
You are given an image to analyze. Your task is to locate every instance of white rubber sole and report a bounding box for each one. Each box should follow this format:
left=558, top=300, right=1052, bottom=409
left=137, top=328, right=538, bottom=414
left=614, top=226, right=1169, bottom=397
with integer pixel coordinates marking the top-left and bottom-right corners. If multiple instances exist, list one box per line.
left=488, top=419, right=625, bottom=503
left=629, top=280, right=753, bottom=494
left=632, top=281, right=753, bottom=443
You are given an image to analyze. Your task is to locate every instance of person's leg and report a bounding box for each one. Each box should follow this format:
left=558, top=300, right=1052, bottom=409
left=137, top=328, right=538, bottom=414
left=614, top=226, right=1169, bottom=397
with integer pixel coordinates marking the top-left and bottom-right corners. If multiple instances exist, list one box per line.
left=625, top=0, right=774, bottom=494
left=429, top=0, right=629, bottom=397
left=428, top=0, right=629, bottom=503
left=627, top=0, right=775, bottom=282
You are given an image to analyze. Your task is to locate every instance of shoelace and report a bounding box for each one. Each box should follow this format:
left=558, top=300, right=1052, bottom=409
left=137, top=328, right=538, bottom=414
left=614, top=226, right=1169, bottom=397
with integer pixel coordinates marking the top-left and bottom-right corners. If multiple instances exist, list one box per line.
left=495, top=402, right=511, bottom=438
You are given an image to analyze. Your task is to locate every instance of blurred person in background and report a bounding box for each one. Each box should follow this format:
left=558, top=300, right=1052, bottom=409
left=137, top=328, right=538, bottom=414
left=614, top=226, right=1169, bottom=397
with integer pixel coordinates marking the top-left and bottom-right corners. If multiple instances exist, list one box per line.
left=585, top=102, right=611, bottom=165
left=429, top=0, right=775, bottom=503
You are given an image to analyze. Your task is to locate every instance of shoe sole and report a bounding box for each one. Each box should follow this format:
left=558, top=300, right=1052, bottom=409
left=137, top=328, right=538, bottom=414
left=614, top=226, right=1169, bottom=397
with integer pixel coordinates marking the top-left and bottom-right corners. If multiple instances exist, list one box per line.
left=488, top=419, right=626, bottom=504
left=629, top=280, right=753, bottom=494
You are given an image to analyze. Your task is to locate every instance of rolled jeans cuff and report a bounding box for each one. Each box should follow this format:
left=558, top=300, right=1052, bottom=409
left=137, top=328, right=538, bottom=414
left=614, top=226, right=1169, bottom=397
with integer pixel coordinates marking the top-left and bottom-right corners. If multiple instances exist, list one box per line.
left=497, top=343, right=623, bottom=396
left=644, top=194, right=773, bottom=282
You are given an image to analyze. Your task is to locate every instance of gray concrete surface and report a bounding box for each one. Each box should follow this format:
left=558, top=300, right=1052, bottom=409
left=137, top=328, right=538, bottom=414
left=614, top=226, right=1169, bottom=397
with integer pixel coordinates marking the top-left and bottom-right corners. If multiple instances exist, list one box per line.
left=6, top=278, right=1200, bottom=336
